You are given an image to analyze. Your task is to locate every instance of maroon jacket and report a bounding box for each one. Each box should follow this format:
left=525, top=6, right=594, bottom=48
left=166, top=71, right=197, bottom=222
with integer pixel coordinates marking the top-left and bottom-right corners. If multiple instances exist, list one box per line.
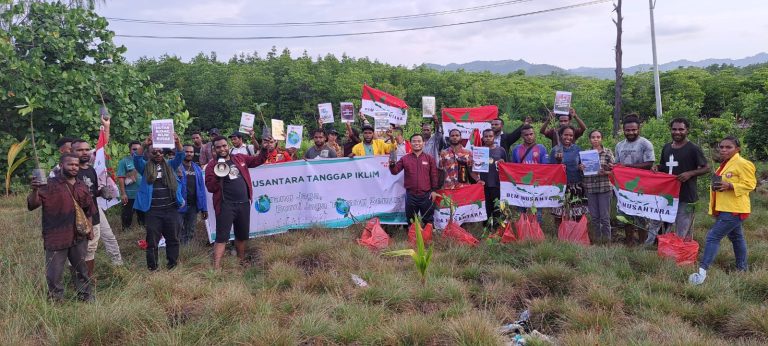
left=28, top=177, right=96, bottom=251
left=389, top=152, right=439, bottom=195
left=205, top=151, right=267, bottom=215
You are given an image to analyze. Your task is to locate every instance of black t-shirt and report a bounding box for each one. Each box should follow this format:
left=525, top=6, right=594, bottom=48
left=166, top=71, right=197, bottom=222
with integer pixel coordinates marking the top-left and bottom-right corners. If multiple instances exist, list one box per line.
left=193, top=146, right=201, bottom=164
left=151, top=164, right=176, bottom=208
left=183, top=164, right=197, bottom=204
left=222, top=161, right=249, bottom=203
left=77, top=167, right=100, bottom=225
left=343, top=139, right=360, bottom=157
left=658, top=141, right=707, bottom=203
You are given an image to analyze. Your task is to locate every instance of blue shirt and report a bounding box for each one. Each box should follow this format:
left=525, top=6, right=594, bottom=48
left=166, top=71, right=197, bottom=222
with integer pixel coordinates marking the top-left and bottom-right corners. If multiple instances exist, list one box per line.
left=132, top=151, right=186, bottom=212
left=550, top=144, right=582, bottom=184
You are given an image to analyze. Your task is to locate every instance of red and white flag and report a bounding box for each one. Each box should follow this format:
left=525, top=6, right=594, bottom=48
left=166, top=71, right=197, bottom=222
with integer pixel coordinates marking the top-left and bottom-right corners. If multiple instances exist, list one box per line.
left=442, top=105, right=497, bottom=140
left=94, top=127, right=119, bottom=210
left=361, top=84, right=409, bottom=125
left=611, top=166, right=681, bottom=223
left=433, top=184, right=487, bottom=229
left=499, top=162, right=567, bottom=208
left=464, top=127, right=483, bottom=150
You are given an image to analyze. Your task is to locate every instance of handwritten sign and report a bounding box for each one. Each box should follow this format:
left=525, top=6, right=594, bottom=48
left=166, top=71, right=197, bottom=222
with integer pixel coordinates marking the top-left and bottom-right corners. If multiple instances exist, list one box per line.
left=271, top=119, right=286, bottom=141
left=151, top=119, right=174, bottom=149
left=318, top=103, right=334, bottom=124
left=286, top=125, right=303, bottom=149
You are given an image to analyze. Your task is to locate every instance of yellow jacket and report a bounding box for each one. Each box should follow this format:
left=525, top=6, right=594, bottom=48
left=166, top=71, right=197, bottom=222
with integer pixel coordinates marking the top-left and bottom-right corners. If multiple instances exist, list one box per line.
left=709, top=153, right=756, bottom=215
left=351, top=139, right=396, bottom=156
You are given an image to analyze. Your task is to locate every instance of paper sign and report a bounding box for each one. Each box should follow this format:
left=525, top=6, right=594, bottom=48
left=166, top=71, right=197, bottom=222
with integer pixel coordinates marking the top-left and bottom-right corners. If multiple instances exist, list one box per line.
left=374, top=111, right=390, bottom=132
left=579, top=150, right=600, bottom=176
left=286, top=125, right=303, bottom=149
left=422, top=96, right=436, bottom=118
left=318, top=103, right=334, bottom=124
left=472, top=146, right=489, bottom=173
left=151, top=119, right=174, bottom=149
left=239, top=112, right=256, bottom=133
left=554, top=91, right=572, bottom=115
left=271, top=119, right=286, bottom=141
left=389, top=109, right=407, bottom=125
left=340, top=102, right=355, bottom=123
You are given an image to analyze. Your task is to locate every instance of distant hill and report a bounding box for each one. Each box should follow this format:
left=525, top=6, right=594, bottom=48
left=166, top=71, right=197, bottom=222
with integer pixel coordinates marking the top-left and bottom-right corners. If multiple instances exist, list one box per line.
left=424, top=52, right=768, bottom=79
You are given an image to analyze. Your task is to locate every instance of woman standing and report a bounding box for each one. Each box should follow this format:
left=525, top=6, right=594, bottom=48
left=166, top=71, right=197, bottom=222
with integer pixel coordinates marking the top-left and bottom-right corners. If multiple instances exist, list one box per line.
left=549, top=126, right=588, bottom=225
left=689, top=136, right=756, bottom=285
left=580, top=130, right=614, bottom=244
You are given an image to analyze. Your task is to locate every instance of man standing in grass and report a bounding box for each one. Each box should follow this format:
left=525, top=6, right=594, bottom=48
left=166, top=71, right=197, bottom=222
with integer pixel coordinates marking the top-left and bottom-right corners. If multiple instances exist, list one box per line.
left=389, top=133, right=439, bottom=226
left=205, top=136, right=268, bottom=269
left=117, top=141, right=145, bottom=231
left=28, top=154, right=96, bottom=302
left=648, top=118, right=709, bottom=244
left=178, top=144, right=208, bottom=245
left=479, top=129, right=507, bottom=224
left=439, top=129, right=483, bottom=190
left=510, top=124, right=548, bottom=224
left=614, top=114, right=656, bottom=246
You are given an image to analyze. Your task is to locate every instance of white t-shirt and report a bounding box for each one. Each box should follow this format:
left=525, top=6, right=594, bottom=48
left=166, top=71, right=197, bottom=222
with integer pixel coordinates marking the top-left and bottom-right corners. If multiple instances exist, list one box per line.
left=230, top=145, right=255, bottom=156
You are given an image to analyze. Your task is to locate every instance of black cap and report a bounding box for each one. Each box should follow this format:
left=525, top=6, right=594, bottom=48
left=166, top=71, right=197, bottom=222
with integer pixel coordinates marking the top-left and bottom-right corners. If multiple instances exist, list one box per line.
left=229, top=131, right=244, bottom=138
left=208, top=128, right=220, bottom=136
left=362, top=124, right=375, bottom=132
left=328, top=129, right=340, bottom=136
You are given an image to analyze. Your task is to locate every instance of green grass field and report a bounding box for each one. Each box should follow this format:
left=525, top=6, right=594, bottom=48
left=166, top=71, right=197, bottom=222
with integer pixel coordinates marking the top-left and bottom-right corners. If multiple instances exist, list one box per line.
left=1, top=187, right=767, bottom=345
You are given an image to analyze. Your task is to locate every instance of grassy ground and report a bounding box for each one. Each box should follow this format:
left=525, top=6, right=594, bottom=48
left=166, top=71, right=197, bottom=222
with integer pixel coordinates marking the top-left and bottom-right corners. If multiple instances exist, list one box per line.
left=1, top=188, right=767, bottom=345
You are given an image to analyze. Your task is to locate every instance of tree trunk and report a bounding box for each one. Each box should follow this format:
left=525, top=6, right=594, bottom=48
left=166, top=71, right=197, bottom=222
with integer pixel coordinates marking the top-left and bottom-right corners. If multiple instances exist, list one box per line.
left=613, top=0, right=623, bottom=138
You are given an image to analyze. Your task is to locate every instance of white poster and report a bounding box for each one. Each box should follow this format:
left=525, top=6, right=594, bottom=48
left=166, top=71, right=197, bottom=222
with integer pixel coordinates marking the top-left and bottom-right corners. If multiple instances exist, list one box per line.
left=286, top=125, right=303, bottom=149
left=318, top=103, right=335, bottom=124
left=150, top=119, right=174, bottom=149
left=205, top=156, right=407, bottom=242
left=554, top=91, right=572, bottom=115
left=374, top=111, right=390, bottom=132
left=422, top=96, right=436, bottom=118
left=239, top=112, right=256, bottom=133
left=271, top=119, right=285, bottom=140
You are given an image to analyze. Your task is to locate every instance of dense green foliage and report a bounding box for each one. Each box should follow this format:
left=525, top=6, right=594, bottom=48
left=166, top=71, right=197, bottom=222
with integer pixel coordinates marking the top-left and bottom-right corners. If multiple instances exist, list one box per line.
left=0, top=2, right=190, bottom=172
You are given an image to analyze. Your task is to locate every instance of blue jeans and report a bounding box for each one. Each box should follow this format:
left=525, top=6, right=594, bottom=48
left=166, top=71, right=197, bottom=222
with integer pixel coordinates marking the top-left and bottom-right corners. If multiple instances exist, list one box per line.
left=700, top=213, right=748, bottom=271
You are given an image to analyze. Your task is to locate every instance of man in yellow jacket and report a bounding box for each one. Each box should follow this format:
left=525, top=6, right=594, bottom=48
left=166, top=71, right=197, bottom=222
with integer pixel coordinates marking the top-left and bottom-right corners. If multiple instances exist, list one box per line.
left=690, top=136, right=756, bottom=285
left=350, top=125, right=396, bottom=157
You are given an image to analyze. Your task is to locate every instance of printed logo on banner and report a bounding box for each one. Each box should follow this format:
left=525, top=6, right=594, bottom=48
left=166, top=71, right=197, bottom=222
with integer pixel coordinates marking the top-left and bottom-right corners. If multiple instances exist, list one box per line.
left=255, top=195, right=271, bottom=213
left=335, top=198, right=351, bottom=216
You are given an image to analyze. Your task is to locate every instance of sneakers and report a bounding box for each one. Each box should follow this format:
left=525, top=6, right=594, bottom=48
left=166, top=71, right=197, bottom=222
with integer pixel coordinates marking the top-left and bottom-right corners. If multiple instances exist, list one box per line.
left=688, top=268, right=707, bottom=285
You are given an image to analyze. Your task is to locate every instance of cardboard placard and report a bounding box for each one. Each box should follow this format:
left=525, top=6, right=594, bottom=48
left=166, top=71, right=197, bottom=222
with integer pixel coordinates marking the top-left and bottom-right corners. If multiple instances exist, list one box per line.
left=151, top=119, right=174, bottom=149
left=318, top=103, right=334, bottom=124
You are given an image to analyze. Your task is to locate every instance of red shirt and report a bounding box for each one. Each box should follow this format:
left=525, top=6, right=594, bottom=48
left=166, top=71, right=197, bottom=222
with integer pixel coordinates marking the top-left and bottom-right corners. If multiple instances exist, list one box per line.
left=28, top=177, right=96, bottom=251
left=390, top=152, right=438, bottom=195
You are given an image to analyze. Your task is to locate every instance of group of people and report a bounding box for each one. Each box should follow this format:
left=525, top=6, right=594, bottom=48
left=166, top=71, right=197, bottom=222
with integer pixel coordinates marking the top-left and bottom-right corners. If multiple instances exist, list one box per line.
left=27, top=107, right=757, bottom=302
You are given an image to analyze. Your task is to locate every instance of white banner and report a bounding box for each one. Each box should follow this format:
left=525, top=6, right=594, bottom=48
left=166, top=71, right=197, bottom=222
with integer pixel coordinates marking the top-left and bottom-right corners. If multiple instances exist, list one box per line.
left=205, top=156, right=407, bottom=242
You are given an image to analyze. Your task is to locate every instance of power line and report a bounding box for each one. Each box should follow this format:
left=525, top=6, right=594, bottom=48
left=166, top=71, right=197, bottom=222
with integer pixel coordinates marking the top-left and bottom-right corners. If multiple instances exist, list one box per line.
left=106, top=0, right=538, bottom=27
left=115, top=0, right=610, bottom=40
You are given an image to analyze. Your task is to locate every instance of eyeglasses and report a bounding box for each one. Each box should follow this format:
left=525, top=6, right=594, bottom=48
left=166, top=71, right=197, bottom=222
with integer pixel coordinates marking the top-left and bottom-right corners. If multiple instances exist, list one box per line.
left=151, top=150, right=163, bottom=155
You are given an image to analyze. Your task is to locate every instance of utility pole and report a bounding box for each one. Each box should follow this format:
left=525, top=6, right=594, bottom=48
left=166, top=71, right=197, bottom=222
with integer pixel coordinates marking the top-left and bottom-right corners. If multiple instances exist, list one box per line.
left=612, top=0, right=623, bottom=137
left=649, top=0, right=663, bottom=118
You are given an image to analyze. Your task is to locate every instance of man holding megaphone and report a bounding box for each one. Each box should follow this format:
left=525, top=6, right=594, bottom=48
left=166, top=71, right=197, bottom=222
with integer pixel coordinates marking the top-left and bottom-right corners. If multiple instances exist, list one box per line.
left=204, top=135, right=268, bottom=270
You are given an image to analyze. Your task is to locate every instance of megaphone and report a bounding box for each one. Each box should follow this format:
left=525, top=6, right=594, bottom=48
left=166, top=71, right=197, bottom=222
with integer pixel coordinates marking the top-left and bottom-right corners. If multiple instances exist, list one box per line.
left=214, top=158, right=230, bottom=178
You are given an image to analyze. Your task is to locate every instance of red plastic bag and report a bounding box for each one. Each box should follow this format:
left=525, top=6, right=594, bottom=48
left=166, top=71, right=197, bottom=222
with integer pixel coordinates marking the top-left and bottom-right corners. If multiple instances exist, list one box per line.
left=515, top=213, right=545, bottom=242
left=657, top=233, right=699, bottom=266
left=357, top=217, right=390, bottom=251
left=408, top=223, right=433, bottom=247
left=499, top=222, right=517, bottom=243
left=443, top=222, right=479, bottom=246
left=557, top=215, right=590, bottom=246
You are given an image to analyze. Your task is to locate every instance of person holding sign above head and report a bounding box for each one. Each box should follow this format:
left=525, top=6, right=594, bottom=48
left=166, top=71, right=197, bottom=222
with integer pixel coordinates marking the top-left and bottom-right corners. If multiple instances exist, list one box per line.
left=479, top=129, right=507, bottom=224
left=580, top=130, right=615, bottom=244
left=262, top=134, right=293, bottom=164
left=304, top=129, right=338, bottom=159
left=350, top=124, right=396, bottom=157
left=549, top=126, right=587, bottom=226
left=389, top=133, right=439, bottom=226
left=648, top=118, right=709, bottom=244
left=205, top=136, right=268, bottom=270
left=440, top=129, right=483, bottom=190
left=228, top=131, right=257, bottom=156
left=132, top=133, right=184, bottom=271
left=689, top=136, right=756, bottom=285
left=614, top=114, right=656, bottom=246
left=540, top=107, right=587, bottom=148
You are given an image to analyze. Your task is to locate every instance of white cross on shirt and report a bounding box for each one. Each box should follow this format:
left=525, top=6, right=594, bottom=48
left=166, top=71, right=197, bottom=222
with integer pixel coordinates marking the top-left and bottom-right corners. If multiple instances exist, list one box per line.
left=666, top=154, right=679, bottom=175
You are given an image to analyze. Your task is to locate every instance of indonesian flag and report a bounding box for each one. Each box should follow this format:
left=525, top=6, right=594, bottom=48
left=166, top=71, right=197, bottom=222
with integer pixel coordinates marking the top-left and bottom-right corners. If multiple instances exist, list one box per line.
left=361, top=84, right=409, bottom=125
left=94, top=127, right=120, bottom=210
left=499, top=162, right=567, bottom=208
left=433, top=184, right=487, bottom=229
left=442, top=105, right=497, bottom=140
left=610, top=166, right=681, bottom=223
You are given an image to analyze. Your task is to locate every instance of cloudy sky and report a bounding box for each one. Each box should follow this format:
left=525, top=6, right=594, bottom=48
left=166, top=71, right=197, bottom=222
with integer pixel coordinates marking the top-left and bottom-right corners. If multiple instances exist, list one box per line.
left=97, top=0, right=768, bottom=69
